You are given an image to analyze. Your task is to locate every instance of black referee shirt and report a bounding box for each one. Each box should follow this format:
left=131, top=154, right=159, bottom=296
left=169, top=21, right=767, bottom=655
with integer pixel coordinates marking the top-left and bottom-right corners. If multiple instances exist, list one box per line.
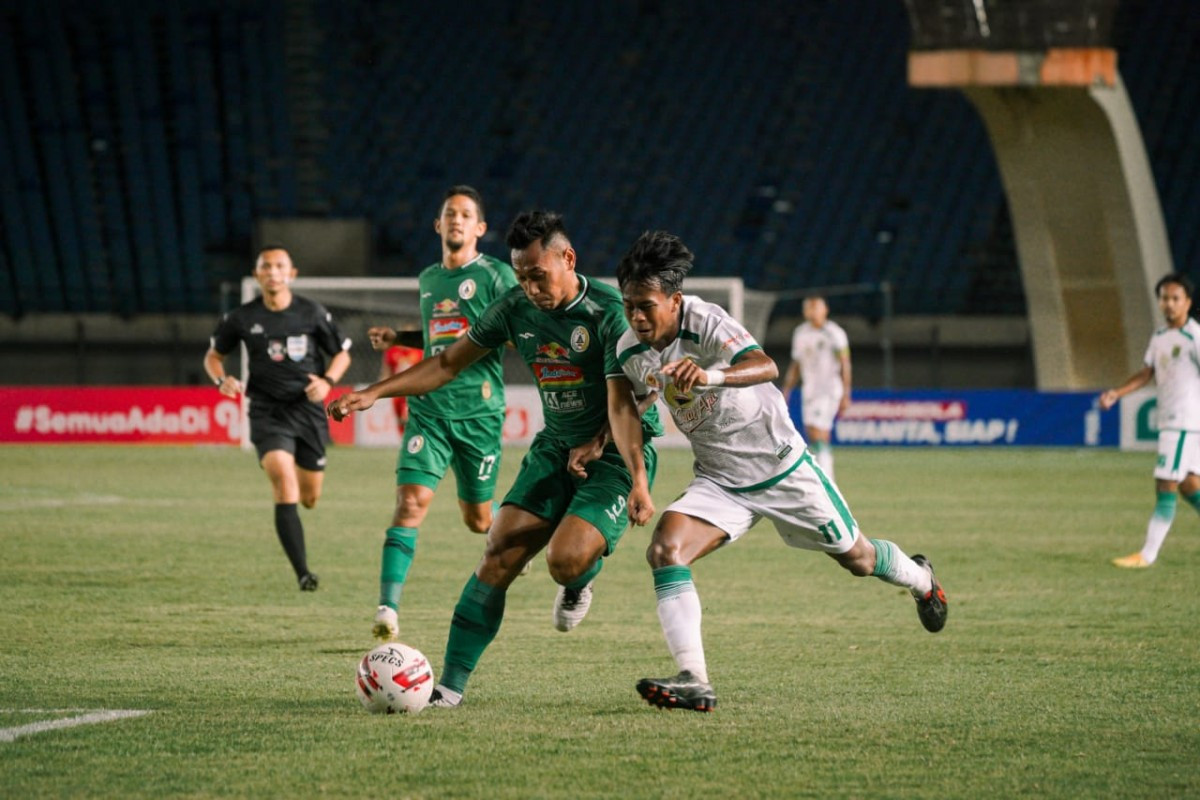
left=210, top=295, right=351, bottom=404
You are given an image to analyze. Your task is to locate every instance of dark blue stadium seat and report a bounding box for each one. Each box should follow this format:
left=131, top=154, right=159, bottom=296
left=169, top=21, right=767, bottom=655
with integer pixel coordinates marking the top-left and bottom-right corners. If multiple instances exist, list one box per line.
left=0, top=0, right=1194, bottom=316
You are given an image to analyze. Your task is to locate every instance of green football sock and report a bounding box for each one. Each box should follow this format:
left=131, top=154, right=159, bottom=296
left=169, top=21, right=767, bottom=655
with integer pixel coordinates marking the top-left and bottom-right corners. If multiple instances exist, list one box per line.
left=566, top=557, right=603, bottom=591
left=379, top=526, right=417, bottom=610
left=1184, top=491, right=1200, bottom=514
left=440, top=574, right=506, bottom=694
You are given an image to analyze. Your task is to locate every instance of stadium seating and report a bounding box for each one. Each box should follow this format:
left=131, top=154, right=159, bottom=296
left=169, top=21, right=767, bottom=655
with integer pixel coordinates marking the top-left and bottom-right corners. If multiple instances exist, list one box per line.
left=0, top=0, right=1194, bottom=316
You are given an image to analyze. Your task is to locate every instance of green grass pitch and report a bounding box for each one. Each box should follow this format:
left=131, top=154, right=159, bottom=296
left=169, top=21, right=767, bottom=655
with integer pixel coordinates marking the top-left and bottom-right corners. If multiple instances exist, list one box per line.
left=1, top=445, right=1198, bottom=798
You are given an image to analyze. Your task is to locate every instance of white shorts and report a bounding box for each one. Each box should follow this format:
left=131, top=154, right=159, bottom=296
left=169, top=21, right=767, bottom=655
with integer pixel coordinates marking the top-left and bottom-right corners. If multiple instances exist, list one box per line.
left=801, top=391, right=842, bottom=432
left=1154, top=430, right=1200, bottom=482
left=665, top=451, right=859, bottom=554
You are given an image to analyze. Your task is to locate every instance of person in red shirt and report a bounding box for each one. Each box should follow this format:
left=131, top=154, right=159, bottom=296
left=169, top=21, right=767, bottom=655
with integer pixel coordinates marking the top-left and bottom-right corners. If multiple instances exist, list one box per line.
left=381, top=343, right=423, bottom=435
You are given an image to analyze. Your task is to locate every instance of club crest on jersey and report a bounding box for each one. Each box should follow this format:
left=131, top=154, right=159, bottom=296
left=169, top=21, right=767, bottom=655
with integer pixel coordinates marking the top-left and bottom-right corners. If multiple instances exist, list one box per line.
left=267, top=340, right=286, bottom=362
left=570, top=326, right=590, bottom=352
left=481, top=380, right=492, bottom=400
left=536, top=342, right=571, bottom=361
left=458, top=279, right=476, bottom=299
left=433, top=299, right=459, bottom=314
left=286, top=335, right=308, bottom=362
left=406, top=435, right=425, bottom=454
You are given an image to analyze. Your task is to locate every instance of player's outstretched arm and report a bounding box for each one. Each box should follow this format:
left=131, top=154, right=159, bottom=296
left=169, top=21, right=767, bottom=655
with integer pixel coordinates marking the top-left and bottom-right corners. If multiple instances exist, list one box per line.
left=1099, top=365, right=1154, bottom=411
left=607, top=377, right=654, bottom=526
left=327, top=337, right=489, bottom=421
left=662, top=348, right=779, bottom=392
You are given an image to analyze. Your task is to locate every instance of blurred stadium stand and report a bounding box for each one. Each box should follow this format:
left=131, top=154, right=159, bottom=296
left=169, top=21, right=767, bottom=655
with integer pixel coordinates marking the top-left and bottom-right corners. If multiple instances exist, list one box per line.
left=0, top=0, right=1195, bottom=385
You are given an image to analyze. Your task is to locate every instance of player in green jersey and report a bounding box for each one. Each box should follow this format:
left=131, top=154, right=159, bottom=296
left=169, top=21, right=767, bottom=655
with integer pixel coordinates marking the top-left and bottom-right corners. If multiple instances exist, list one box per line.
left=363, top=186, right=518, bottom=641
left=329, top=210, right=661, bottom=706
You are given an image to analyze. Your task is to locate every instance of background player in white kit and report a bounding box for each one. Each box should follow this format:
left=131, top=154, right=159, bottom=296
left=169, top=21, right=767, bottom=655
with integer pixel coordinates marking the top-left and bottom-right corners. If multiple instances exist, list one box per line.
left=781, top=295, right=850, bottom=478
left=612, top=231, right=946, bottom=712
left=1100, top=273, right=1200, bottom=568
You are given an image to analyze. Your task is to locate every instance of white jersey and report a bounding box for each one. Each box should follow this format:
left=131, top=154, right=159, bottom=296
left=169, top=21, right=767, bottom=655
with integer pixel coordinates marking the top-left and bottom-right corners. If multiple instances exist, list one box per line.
left=1144, top=318, right=1200, bottom=431
left=617, top=296, right=806, bottom=491
left=790, top=320, right=849, bottom=398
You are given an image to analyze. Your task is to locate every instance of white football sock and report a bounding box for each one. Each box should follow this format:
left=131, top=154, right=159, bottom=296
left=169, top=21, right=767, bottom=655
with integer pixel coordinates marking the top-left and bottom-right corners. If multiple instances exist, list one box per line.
left=870, top=538, right=933, bottom=595
left=1140, top=494, right=1177, bottom=564
left=653, top=566, right=708, bottom=683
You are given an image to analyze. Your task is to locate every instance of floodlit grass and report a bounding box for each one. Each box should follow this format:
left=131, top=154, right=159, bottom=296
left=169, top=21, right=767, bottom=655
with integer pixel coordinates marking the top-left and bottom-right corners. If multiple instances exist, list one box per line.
left=1, top=445, right=1197, bottom=798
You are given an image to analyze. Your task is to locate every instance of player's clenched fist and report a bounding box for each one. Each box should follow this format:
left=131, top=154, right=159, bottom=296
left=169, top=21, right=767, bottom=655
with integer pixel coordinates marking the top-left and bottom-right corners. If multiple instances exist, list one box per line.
left=661, top=357, right=708, bottom=393
left=326, top=390, right=376, bottom=421
left=367, top=325, right=397, bottom=351
left=627, top=483, right=655, bottom=526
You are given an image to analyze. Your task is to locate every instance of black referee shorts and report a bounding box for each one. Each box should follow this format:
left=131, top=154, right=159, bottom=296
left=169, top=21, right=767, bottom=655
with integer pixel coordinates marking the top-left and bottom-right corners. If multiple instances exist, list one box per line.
left=248, top=398, right=331, bottom=471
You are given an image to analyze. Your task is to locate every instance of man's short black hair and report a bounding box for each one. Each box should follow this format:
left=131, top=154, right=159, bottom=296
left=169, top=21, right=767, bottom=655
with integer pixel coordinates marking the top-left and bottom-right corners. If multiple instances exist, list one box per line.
left=506, top=210, right=569, bottom=251
left=443, top=185, right=486, bottom=221
left=1156, top=272, right=1195, bottom=299
left=256, top=244, right=290, bottom=258
left=615, top=230, right=694, bottom=296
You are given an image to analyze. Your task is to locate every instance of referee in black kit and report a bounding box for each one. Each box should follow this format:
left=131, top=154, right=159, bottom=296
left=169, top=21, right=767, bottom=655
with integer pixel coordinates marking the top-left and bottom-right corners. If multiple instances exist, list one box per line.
left=204, top=245, right=352, bottom=591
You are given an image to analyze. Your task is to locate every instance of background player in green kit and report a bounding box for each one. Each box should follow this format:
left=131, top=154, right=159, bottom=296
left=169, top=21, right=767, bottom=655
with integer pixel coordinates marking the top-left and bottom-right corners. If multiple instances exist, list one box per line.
left=364, top=186, right=518, bottom=641
left=329, top=210, right=661, bottom=707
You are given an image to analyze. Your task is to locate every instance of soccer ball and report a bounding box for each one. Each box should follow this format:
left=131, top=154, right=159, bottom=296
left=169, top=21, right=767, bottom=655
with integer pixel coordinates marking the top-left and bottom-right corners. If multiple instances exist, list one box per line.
left=355, top=642, right=434, bottom=714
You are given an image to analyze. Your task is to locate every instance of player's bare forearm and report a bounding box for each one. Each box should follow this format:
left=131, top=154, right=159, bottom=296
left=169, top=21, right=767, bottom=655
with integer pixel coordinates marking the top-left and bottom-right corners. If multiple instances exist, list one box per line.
left=607, top=379, right=653, bottom=524
left=1099, top=366, right=1154, bottom=410
left=725, top=349, right=778, bottom=385
left=665, top=349, right=777, bottom=391
left=780, top=360, right=801, bottom=394
left=636, top=390, right=659, bottom=416
left=376, top=336, right=488, bottom=399
left=369, top=357, right=453, bottom=399
left=840, top=353, right=852, bottom=411
left=329, top=339, right=487, bottom=421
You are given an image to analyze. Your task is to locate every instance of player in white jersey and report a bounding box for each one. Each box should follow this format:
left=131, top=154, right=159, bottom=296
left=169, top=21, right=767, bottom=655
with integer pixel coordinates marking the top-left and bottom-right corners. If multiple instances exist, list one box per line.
left=1100, top=273, right=1200, bottom=568
left=781, top=296, right=850, bottom=478
left=609, top=231, right=947, bottom=712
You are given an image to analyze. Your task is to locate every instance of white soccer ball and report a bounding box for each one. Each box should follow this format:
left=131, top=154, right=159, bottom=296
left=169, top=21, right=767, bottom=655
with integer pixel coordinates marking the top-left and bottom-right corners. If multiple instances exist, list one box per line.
left=355, top=642, right=435, bottom=714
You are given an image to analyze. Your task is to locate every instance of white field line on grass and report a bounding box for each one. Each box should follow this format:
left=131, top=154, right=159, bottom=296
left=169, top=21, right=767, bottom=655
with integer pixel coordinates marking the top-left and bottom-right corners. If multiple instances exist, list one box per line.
left=0, top=709, right=152, bottom=742
left=0, top=495, right=256, bottom=511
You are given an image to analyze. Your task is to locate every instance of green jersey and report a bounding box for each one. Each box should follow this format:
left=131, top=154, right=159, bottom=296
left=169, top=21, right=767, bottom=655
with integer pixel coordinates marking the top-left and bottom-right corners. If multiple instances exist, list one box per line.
left=409, top=253, right=517, bottom=420
left=468, top=274, right=663, bottom=448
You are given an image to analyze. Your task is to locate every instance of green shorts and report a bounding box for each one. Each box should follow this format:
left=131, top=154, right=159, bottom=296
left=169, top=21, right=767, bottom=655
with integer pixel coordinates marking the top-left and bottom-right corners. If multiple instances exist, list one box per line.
left=396, top=411, right=504, bottom=504
left=503, top=432, right=658, bottom=555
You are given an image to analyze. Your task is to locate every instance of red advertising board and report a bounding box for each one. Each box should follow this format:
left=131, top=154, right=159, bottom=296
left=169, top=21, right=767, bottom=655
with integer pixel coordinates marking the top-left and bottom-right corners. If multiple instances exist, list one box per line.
left=0, top=387, right=244, bottom=444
